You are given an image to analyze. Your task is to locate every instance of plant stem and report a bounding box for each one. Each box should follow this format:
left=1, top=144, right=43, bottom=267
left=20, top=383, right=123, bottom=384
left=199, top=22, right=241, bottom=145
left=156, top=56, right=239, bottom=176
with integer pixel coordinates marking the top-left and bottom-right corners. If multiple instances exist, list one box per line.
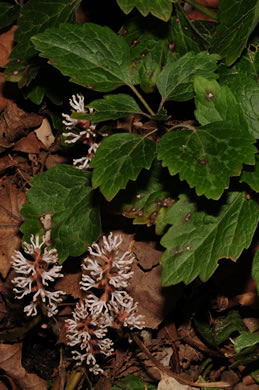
left=132, top=333, right=231, bottom=388
left=65, top=367, right=85, bottom=390
left=186, top=0, right=218, bottom=21
left=129, top=85, right=155, bottom=116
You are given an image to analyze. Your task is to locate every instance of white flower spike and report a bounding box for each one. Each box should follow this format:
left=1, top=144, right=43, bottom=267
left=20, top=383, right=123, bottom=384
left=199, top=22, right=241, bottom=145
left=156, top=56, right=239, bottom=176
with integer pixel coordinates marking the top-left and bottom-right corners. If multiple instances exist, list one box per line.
left=11, top=234, right=65, bottom=317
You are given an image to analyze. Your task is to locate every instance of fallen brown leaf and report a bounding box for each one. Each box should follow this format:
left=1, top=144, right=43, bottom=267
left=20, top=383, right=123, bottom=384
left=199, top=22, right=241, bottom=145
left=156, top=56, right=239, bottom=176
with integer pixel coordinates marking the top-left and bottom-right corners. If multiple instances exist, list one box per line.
left=0, top=179, right=25, bottom=278
left=0, top=101, right=42, bottom=151
left=0, top=343, right=47, bottom=390
left=0, top=25, right=17, bottom=67
left=34, top=118, right=55, bottom=149
left=13, top=131, right=46, bottom=154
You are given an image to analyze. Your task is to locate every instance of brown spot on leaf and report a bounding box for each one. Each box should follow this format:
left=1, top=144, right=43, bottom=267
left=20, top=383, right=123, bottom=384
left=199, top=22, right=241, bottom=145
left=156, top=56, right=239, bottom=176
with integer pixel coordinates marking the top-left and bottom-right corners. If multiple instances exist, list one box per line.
left=131, top=39, right=139, bottom=47
left=185, top=213, right=191, bottom=222
left=199, top=159, right=208, bottom=165
left=206, top=91, right=215, bottom=100
left=136, top=210, right=144, bottom=217
left=168, top=42, right=175, bottom=51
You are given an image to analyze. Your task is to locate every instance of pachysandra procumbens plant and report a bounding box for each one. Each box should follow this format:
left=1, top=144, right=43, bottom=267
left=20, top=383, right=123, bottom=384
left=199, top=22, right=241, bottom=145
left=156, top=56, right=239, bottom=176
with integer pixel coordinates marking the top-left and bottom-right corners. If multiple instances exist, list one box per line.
left=5, top=0, right=259, bottom=379
left=22, top=10, right=258, bottom=288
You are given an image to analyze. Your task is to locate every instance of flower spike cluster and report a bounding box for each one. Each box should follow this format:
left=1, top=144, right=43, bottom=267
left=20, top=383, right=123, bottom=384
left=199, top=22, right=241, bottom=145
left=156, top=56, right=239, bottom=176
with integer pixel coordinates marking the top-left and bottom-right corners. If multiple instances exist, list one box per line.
left=62, top=93, right=109, bottom=170
left=62, top=93, right=99, bottom=170
left=11, top=235, right=65, bottom=317
left=66, top=232, right=145, bottom=374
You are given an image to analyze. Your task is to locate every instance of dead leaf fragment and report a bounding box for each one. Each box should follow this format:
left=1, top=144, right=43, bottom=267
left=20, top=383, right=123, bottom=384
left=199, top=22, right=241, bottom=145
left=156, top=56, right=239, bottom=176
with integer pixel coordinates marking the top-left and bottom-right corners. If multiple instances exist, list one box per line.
left=0, top=25, right=17, bottom=67
left=34, top=118, right=55, bottom=149
left=158, top=373, right=196, bottom=390
left=0, top=180, right=25, bottom=278
left=0, top=343, right=47, bottom=390
left=0, top=101, right=42, bottom=150
left=13, top=131, right=46, bottom=154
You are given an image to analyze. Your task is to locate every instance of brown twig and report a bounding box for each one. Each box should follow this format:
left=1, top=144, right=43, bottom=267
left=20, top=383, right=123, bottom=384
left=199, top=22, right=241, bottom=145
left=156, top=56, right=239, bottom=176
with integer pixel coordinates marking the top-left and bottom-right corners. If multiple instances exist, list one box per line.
left=131, top=333, right=231, bottom=388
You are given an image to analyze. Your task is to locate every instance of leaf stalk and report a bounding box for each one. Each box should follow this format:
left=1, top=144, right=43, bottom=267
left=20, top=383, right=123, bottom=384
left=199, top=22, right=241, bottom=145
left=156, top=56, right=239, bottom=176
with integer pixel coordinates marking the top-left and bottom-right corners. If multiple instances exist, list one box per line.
left=129, top=85, right=155, bottom=116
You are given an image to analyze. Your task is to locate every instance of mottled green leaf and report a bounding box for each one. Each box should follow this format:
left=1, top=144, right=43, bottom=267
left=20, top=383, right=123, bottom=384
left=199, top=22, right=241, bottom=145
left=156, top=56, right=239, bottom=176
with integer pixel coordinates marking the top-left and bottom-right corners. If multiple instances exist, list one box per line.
left=5, top=0, right=80, bottom=85
left=229, top=74, right=259, bottom=139
left=194, top=76, right=248, bottom=127
left=120, top=16, right=169, bottom=91
left=91, top=133, right=156, bottom=200
left=32, top=23, right=133, bottom=92
left=116, top=0, right=173, bottom=21
left=211, top=0, right=259, bottom=65
left=218, top=49, right=259, bottom=84
left=72, top=94, right=144, bottom=124
left=157, top=52, right=219, bottom=103
left=20, top=165, right=101, bottom=262
left=241, top=155, right=259, bottom=192
left=113, top=160, right=175, bottom=234
left=169, top=11, right=201, bottom=55
left=195, top=310, right=247, bottom=346
left=160, top=192, right=259, bottom=285
left=158, top=121, right=256, bottom=199
left=235, top=332, right=259, bottom=353
left=0, top=3, right=19, bottom=29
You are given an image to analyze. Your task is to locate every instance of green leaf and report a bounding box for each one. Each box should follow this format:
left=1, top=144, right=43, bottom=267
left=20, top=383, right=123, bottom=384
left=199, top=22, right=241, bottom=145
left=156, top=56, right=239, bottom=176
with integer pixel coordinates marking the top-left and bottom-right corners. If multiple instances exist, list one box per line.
left=169, top=11, right=201, bottom=55
left=157, top=52, right=219, bottom=103
left=252, top=250, right=259, bottom=294
left=190, top=20, right=217, bottom=44
left=151, top=107, right=168, bottom=121
left=5, top=0, right=80, bottom=85
left=229, top=74, right=259, bottom=139
left=20, top=165, right=101, bottom=262
left=23, top=66, right=66, bottom=105
left=211, top=0, right=259, bottom=66
left=116, top=0, right=173, bottom=21
left=194, top=76, right=248, bottom=127
left=72, top=94, right=144, bottom=124
left=158, top=121, right=256, bottom=199
left=119, top=16, right=170, bottom=91
left=218, top=49, right=259, bottom=84
left=112, top=160, right=175, bottom=234
left=251, top=370, right=259, bottom=384
left=195, top=310, right=247, bottom=346
left=138, top=40, right=169, bottom=93
left=32, top=23, right=133, bottom=92
left=0, top=3, right=19, bottom=29
left=241, top=155, right=259, bottom=192
left=160, top=192, right=259, bottom=285
left=91, top=133, right=156, bottom=200
left=111, top=374, right=156, bottom=390
left=234, top=332, right=259, bottom=353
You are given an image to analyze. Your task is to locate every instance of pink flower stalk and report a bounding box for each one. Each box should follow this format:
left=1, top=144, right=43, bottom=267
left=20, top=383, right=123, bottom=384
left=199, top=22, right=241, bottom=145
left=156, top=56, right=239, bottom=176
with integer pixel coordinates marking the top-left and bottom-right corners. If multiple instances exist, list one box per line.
left=62, top=93, right=96, bottom=136
left=66, top=299, right=113, bottom=374
left=66, top=233, right=145, bottom=373
left=62, top=93, right=101, bottom=169
left=11, top=234, right=65, bottom=317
